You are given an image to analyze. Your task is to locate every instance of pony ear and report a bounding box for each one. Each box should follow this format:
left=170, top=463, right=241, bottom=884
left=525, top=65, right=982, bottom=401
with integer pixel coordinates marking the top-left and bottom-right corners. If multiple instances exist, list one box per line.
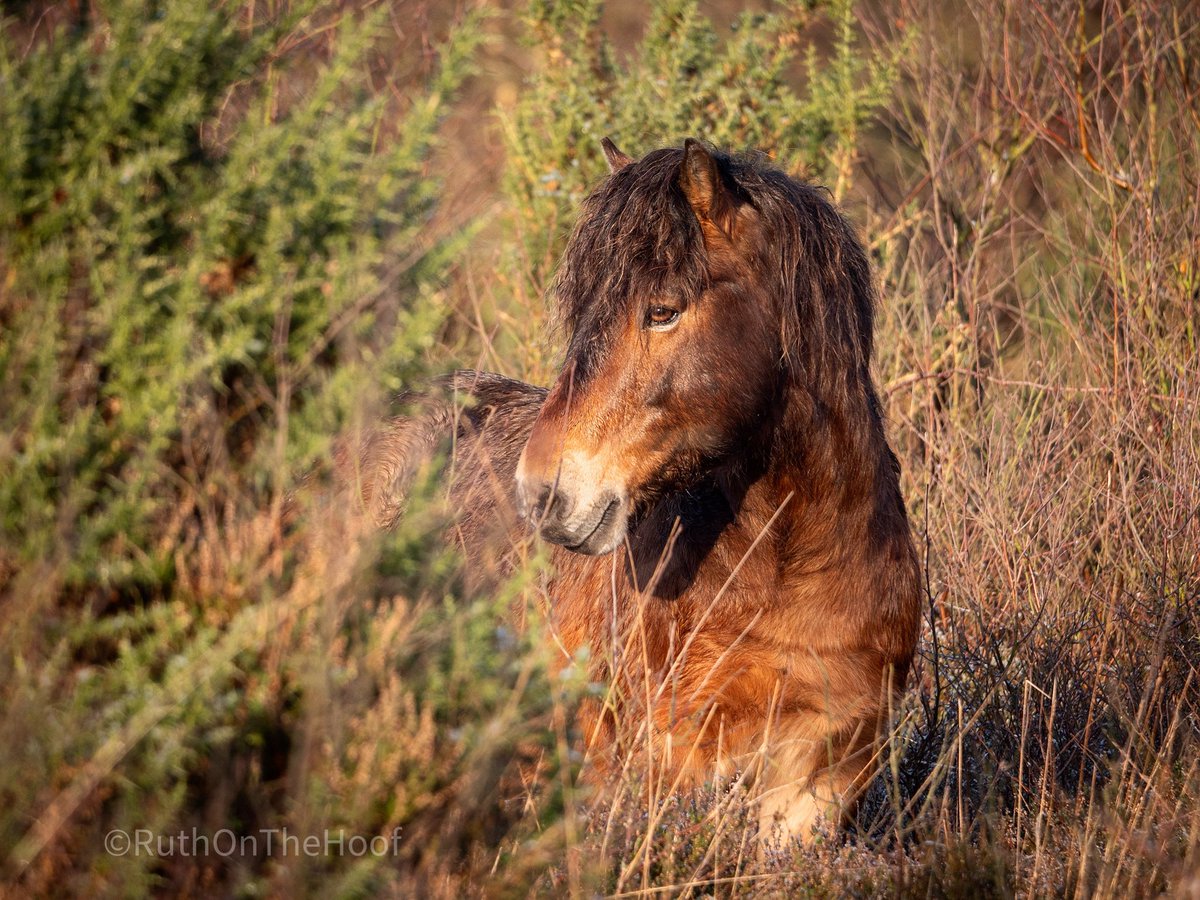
left=678, top=138, right=736, bottom=243
left=600, top=137, right=633, bottom=173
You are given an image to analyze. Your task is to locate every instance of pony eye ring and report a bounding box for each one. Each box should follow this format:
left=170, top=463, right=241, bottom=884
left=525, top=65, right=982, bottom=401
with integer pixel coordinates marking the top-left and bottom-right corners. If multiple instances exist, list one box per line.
left=645, top=306, right=680, bottom=330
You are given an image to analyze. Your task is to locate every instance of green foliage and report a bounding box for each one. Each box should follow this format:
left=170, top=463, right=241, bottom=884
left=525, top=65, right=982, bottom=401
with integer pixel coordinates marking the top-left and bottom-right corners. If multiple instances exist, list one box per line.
left=0, top=0, right=470, bottom=596
left=492, top=0, right=899, bottom=374
left=0, top=2, right=558, bottom=895
left=503, top=0, right=896, bottom=262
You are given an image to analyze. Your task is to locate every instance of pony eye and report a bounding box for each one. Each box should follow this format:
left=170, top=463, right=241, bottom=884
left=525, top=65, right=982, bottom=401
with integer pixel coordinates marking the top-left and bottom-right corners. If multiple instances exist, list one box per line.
left=645, top=306, right=680, bottom=330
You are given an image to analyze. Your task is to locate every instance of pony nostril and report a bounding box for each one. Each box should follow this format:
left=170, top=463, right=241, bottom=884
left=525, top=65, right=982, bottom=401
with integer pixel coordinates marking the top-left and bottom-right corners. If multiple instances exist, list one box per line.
left=550, top=487, right=575, bottom=522
left=528, top=483, right=576, bottom=527
left=526, top=483, right=558, bottom=525
left=530, top=485, right=551, bottom=522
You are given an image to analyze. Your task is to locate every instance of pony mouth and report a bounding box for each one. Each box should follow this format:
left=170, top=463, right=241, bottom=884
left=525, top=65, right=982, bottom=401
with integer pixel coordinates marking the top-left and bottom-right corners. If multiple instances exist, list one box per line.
left=566, top=496, right=623, bottom=553
left=536, top=495, right=625, bottom=555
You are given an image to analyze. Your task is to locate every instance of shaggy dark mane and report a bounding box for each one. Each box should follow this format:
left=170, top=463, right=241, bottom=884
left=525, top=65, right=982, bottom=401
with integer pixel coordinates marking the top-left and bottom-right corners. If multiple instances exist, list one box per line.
left=553, top=145, right=877, bottom=401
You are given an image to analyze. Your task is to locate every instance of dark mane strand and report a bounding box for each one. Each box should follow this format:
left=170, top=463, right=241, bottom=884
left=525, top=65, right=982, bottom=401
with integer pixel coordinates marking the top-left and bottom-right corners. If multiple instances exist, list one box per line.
left=552, top=148, right=709, bottom=378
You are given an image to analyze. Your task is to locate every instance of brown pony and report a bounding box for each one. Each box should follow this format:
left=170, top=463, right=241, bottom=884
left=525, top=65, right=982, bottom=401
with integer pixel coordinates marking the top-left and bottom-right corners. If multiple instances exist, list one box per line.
left=357, top=138, right=921, bottom=842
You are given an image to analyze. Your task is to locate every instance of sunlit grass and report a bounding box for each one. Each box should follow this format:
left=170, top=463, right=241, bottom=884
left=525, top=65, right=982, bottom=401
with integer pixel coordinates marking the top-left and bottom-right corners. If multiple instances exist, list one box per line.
left=2, top=0, right=1198, bottom=896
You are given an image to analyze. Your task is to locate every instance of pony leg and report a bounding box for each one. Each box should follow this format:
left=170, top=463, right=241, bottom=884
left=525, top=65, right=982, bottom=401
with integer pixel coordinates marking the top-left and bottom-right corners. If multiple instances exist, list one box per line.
left=755, top=715, right=879, bottom=845
left=757, top=756, right=855, bottom=843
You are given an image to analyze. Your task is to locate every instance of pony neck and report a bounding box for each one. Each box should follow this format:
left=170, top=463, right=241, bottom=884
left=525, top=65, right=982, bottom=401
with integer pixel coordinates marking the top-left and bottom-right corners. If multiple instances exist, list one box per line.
left=753, top=374, right=893, bottom=550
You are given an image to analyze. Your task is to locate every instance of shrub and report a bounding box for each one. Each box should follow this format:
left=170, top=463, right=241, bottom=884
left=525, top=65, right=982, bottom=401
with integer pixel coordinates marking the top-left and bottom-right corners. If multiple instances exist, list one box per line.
left=0, top=3, right=560, bottom=895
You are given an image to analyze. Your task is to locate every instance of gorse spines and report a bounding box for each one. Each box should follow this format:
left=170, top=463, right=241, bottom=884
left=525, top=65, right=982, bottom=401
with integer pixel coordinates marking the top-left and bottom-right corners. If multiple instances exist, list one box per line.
left=0, top=1, right=476, bottom=594
left=1, top=2, right=516, bottom=892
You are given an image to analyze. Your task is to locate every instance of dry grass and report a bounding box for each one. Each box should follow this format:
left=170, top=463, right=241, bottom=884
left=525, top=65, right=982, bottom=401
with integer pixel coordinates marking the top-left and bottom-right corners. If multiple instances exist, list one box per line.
left=470, top=1, right=1200, bottom=895
left=2, top=0, right=1198, bottom=897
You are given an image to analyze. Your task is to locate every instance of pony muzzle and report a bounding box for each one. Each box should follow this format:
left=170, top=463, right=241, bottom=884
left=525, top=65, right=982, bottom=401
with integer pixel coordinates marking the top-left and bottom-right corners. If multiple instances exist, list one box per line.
left=515, top=454, right=629, bottom=555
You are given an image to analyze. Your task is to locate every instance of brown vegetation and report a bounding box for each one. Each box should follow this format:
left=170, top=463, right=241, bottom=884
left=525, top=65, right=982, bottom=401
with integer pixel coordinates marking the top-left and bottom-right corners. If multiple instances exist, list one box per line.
left=2, top=0, right=1198, bottom=896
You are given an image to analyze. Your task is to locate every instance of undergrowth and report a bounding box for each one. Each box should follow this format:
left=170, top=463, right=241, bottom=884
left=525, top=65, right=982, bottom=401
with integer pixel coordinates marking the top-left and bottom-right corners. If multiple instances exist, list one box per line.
left=1, top=0, right=1198, bottom=896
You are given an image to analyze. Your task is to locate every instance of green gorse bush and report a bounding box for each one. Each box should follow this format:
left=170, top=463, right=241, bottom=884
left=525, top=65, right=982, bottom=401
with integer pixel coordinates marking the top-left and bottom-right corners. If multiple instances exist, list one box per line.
left=0, top=2, right=545, bottom=894
left=0, top=1, right=468, bottom=596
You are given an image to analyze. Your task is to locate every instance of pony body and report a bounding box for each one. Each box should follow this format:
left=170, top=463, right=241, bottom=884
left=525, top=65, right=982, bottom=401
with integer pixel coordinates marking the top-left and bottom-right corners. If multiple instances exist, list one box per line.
left=360, top=140, right=921, bottom=840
